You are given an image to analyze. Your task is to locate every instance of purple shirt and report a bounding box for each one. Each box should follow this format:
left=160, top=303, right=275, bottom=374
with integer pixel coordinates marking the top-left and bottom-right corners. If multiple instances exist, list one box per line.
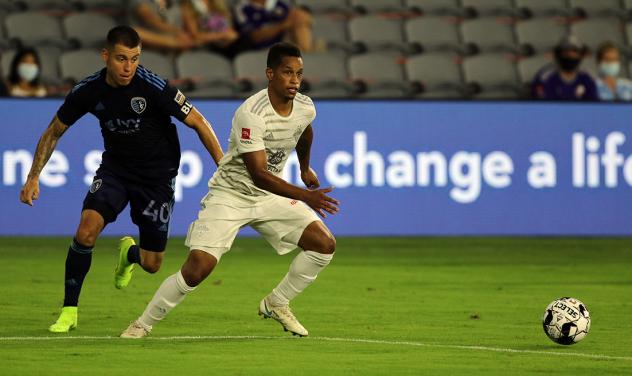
left=531, top=64, right=599, bottom=101
left=233, top=0, right=290, bottom=48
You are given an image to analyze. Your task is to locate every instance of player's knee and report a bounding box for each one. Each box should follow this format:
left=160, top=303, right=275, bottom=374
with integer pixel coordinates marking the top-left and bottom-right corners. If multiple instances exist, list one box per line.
left=181, top=250, right=217, bottom=287
left=320, top=234, right=336, bottom=254
left=143, top=260, right=161, bottom=274
left=75, top=229, right=97, bottom=247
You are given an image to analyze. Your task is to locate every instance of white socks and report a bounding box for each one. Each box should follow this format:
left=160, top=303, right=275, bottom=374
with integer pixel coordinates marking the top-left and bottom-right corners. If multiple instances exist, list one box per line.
left=268, top=250, right=334, bottom=307
left=138, top=270, right=196, bottom=329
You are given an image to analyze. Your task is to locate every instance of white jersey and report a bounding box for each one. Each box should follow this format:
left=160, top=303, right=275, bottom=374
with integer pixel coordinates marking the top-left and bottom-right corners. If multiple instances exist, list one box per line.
left=209, top=89, right=316, bottom=197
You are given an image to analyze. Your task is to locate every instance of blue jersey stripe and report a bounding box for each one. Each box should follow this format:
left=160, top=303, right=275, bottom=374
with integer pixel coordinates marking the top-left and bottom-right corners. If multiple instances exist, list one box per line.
left=71, top=70, right=102, bottom=92
left=136, top=66, right=166, bottom=90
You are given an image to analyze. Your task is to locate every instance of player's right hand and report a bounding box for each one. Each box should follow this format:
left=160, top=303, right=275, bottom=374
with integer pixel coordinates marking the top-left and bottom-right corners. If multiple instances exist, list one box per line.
left=19, top=178, right=40, bottom=206
left=303, top=186, right=340, bottom=218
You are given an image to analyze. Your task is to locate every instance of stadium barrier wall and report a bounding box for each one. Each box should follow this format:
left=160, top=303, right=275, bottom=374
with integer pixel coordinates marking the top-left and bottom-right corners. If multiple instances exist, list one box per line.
left=1, top=99, right=631, bottom=236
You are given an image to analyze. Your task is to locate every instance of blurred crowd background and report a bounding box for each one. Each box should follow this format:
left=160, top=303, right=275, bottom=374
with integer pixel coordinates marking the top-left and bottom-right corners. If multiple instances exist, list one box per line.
left=1, top=0, right=631, bottom=101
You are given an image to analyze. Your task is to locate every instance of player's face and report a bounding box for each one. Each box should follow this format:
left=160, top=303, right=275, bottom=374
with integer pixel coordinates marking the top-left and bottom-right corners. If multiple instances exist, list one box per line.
left=267, top=56, right=303, bottom=100
left=102, top=44, right=141, bottom=87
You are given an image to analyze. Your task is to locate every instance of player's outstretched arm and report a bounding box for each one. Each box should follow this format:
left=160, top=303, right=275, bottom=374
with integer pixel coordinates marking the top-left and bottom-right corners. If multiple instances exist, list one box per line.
left=243, top=150, right=339, bottom=218
left=19, top=115, right=69, bottom=206
left=183, top=106, right=224, bottom=166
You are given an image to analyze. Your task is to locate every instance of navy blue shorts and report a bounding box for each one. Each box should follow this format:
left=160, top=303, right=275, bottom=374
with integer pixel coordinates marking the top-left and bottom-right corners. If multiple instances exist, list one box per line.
left=83, top=170, right=175, bottom=252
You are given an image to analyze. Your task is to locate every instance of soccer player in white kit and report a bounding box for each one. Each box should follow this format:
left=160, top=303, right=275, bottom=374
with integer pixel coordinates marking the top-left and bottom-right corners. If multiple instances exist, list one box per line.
left=121, top=42, right=340, bottom=338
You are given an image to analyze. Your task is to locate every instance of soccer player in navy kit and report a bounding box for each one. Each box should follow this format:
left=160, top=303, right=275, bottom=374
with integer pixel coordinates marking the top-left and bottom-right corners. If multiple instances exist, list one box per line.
left=19, top=26, right=224, bottom=333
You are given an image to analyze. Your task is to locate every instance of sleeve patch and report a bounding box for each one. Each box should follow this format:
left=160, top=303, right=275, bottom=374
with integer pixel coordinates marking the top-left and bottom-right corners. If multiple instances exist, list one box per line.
left=241, top=128, right=251, bottom=140
left=174, top=89, right=186, bottom=106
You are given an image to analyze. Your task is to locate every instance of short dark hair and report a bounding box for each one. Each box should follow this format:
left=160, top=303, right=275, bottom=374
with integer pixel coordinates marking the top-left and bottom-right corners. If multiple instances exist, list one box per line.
left=266, top=42, right=302, bottom=69
left=8, top=47, right=41, bottom=85
left=106, top=25, right=141, bottom=50
left=596, top=41, right=619, bottom=62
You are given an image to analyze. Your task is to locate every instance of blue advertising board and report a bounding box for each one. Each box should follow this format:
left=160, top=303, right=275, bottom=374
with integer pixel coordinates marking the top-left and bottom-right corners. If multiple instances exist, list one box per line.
left=1, top=99, right=631, bottom=236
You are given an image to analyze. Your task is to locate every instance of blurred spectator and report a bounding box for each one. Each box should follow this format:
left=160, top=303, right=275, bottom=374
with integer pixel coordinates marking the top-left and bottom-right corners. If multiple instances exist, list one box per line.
left=594, top=41, right=632, bottom=101
left=531, top=36, right=598, bottom=101
left=233, top=0, right=313, bottom=52
left=182, top=0, right=244, bottom=57
left=7, top=47, right=47, bottom=98
left=128, top=0, right=196, bottom=51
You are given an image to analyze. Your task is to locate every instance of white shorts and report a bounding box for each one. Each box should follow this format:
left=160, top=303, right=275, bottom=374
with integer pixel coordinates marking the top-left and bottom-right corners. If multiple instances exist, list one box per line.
left=184, top=188, right=321, bottom=261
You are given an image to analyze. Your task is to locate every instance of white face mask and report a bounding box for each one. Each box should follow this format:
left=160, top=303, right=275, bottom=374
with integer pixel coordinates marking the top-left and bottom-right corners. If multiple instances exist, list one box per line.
left=17, top=63, right=39, bottom=82
left=599, top=62, right=620, bottom=77
left=265, top=0, right=277, bottom=11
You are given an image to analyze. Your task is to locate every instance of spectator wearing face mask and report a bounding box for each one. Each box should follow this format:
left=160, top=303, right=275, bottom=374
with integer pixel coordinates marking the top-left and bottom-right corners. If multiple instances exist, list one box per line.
left=594, top=41, right=632, bottom=101
left=8, top=47, right=47, bottom=98
left=531, top=35, right=598, bottom=101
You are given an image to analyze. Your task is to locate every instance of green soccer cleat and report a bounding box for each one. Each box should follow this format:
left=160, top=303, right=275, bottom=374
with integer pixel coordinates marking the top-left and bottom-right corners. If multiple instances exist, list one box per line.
left=48, top=306, right=77, bottom=333
left=114, top=236, right=136, bottom=289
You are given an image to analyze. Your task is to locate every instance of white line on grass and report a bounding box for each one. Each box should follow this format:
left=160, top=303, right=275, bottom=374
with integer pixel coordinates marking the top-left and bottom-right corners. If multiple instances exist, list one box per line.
left=0, top=335, right=630, bottom=362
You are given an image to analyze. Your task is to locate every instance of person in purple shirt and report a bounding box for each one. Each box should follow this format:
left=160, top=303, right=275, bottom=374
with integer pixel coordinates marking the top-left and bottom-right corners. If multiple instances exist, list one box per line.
left=233, top=0, right=313, bottom=51
left=531, top=35, right=598, bottom=101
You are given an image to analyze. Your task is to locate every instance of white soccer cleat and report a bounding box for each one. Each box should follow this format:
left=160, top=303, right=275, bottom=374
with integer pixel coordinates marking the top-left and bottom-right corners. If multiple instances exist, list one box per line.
left=120, top=320, right=151, bottom=339
left=258, top=297, right=309, bottom=337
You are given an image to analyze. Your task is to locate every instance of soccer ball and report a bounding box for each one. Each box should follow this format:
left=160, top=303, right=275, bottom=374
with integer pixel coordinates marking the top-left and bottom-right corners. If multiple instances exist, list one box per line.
left=542, top=297, right=591, bottom=345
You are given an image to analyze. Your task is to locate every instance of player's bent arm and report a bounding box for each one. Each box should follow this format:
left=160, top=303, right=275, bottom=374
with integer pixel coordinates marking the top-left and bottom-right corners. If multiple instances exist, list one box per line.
left=242, top=150, right=339, bottom=217
left=28, top=115, right=69, bottom=180
left=183, top=107, right=224, bottom=166
left=295, top=124, right=313, bottom=172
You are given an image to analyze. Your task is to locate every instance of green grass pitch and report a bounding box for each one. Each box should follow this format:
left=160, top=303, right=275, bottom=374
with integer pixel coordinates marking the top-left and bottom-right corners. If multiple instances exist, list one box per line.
left=0, top=237, right=631, bottom=375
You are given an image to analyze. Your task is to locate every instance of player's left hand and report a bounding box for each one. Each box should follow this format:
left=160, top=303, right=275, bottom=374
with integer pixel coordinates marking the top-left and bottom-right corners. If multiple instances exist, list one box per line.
left=301, top=167, right=320, bottom=189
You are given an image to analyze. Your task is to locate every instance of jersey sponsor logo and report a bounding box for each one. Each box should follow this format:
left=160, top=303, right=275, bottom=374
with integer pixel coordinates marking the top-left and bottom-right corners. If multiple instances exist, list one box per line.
left=89, top=179, right=102, bottom=193
left=241, top=128, right=251, bottom=140
left=130, top=97, right=147, bottom=114
left=174, top=90, right=186, bottom=106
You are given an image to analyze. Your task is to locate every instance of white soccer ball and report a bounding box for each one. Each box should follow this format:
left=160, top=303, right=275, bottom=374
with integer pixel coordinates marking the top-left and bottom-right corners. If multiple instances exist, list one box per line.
left=542, top=297, right=591, bottom=345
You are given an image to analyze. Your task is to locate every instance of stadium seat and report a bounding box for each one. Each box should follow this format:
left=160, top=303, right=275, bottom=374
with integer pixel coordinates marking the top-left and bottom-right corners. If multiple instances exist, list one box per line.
left=517, top=54, right=552, bottom=84
left=295, top=0, right=353, bottom=14
left=461, top=0, right=517, bottom=17
left=405, top=53, right=464, bottom=98
left=515, top=0, right=571, bottom=17
left=570, top=0, right=624, bottom=17
left=140, top=51, right=175, bottom=80
left=580, top=57, right=598, bottom=77
left=5, top=12, right=68, bottom=48
left=571, top=18, right=625, bottom=51
left=60, top=49, right=103, bottom=84
left=460, top=18, right=516, bottom=54
left=22, top=0, right=75, bottom=11
left=302, top=52, right=353, bottom=98
left=405, top=0, right=462, bottom=17
left=515, top=18, right=568, bottom=53
left=176, top=51, right=235, bottom=98
left=350, top=0, right=406, bottom=14
left=348, top=52, right=409, bottom=98
left=405, top=17, right=463, bottom=54
left=462, top=54, right=520, bottom=98
left=63, top=13, right=116, bottom=48
left=234, top=50, right=269, bottom=96
left=626, top=23, right=632, bottom=45
left=312, top=15, right=352, bottom=53
left=349, top=15, right=408, bottom=53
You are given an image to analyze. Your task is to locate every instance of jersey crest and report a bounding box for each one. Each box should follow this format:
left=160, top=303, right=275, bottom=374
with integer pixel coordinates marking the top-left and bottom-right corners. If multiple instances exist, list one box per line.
left=130, top=97, right=147, bottom=114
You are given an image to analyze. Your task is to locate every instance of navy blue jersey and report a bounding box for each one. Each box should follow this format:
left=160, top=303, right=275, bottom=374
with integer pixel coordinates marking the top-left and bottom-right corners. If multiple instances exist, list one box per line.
left=57, top=66, right=193, bottom=184
left=531, top=64, right=598, bottom=101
